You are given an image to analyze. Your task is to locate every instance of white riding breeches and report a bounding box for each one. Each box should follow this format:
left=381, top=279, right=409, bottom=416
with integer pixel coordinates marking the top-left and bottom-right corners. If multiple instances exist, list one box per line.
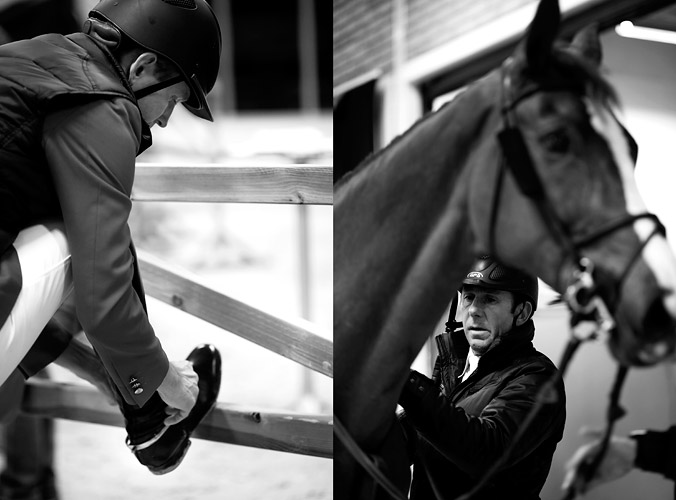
left=0, top=223, right=73, bottom=386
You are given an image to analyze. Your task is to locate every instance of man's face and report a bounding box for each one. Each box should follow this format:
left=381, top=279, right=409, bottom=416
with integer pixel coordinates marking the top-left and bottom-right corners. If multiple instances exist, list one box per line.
left=129, top=53, right=190, bottom=128
left=137, top=80, right=190, bottom=128
left=460, top=285, right=518, bottom=356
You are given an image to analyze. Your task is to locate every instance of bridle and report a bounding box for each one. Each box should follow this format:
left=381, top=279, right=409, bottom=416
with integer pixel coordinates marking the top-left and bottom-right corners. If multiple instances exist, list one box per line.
left=334, top=59, right=667, bottom=500
left=472, top=60, right=666, bottom=500
left=493, top=58, right=665, bottom=330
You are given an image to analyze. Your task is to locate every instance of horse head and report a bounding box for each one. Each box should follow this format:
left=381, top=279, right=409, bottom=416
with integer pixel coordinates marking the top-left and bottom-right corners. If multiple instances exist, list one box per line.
left=471, top=0, right=676, bottom=367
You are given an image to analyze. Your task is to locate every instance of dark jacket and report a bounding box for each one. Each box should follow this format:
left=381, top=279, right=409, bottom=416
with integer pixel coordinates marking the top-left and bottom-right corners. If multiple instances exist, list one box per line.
left=632, top=426, right=676, bottom=498
left=0, top=32, right=165, bottom=406
left=399, top=320, right=566, bottom=500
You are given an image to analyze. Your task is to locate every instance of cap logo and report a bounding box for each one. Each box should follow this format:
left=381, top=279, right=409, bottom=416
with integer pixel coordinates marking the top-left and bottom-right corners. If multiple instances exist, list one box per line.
left=467, top=272, right=483, bottom=279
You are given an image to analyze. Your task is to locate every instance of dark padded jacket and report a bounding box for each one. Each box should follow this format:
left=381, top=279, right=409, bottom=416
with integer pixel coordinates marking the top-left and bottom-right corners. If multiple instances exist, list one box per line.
left=399, top=320, right=566, bottom=499
left=0, top=32, right=166, bottom=406
left=632, top=426, right=676, bottom=498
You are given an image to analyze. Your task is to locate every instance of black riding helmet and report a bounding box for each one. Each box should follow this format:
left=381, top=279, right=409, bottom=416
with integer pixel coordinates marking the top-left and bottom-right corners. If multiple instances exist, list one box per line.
left=462, top=255, right=539, bottom=314
left=89, top=0, right=222, bottom=121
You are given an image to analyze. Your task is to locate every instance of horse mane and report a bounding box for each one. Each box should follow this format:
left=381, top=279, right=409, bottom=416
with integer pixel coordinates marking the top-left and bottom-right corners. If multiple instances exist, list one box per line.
left=335, top=39, right=619, bottom=193
left=334, top=99, right=447, bottom=192
left=334, top=72, right=493, bottom=194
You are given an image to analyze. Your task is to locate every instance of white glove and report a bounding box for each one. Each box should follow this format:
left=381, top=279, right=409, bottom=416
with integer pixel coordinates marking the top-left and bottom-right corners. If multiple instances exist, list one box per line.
left=562, top=427, right=637, bottom=495
left=157, top=360, right=199, bottom=426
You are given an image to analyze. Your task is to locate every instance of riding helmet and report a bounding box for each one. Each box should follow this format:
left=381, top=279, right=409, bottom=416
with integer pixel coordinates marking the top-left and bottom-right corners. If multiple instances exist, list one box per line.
left=462, top=255, right=539, bottom=311
left=89, top=0, right=222, bottom=121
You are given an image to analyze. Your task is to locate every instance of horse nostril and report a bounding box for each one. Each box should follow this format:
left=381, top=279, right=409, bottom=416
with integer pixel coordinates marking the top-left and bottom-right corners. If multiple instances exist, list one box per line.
left=642, top=298, right=674, bottom=338
left=652, top=341, right=670, bottom=358
left=635, top=297, right=676, bottom=364
left=637, top=341, right=671, bottom=364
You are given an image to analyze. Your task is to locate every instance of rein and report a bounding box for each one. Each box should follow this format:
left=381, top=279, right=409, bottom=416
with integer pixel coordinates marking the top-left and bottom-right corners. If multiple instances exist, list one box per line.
left=334, top=416, right=409, bottom=500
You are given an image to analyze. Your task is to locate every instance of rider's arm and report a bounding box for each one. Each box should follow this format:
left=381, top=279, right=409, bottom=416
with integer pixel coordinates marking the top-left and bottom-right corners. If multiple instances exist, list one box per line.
left=42, top=97, right=169, bottom=407
left=399, top=366, right=564, bottom=475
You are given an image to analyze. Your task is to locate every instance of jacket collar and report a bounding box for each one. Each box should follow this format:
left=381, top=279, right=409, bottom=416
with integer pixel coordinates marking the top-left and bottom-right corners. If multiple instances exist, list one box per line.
left=70, top=33, right=153, bottom=154
left=477, top=319, right=535, bottom=367
left=438, top=319, right=536, bottom=368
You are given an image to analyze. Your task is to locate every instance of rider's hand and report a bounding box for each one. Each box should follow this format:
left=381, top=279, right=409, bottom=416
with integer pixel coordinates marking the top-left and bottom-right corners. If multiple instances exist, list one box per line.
left=562, top=427, right=637, bottom=494
left=157, top=360, right=199, bottom=426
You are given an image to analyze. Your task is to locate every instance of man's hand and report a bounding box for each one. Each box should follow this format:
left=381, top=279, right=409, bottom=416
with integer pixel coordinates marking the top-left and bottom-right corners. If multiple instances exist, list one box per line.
left=562, top=428, right=637, bottom=494
left=157, top=360, right=199, bottom=425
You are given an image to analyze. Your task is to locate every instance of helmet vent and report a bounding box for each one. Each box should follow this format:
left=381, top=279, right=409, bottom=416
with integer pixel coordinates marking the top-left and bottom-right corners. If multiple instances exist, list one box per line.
left=161, top=0, right=197, bottom=9
left=489, top=266, right=510, bottom=282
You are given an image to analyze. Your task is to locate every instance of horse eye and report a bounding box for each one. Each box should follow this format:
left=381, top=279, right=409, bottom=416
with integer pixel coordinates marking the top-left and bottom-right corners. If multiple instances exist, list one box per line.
left=541, top=130, right=571, bottom=154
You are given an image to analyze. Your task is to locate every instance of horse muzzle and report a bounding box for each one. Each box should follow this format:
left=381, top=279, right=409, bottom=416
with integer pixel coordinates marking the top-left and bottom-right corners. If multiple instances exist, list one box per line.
left=565, top=257, right=676, bottom=367
left=611, top=293, right=676, bottom=366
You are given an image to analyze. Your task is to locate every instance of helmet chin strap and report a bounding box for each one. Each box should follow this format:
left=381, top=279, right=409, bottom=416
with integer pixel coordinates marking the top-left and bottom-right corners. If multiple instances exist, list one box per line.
left=133, top=75, right=184, bottom=100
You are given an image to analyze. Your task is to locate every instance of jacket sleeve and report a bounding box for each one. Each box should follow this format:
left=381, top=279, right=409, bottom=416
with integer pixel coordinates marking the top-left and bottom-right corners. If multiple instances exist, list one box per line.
left=399, top=367, right=564, bottom=476
left=42, top=97, right=168, bottom=406
left=632, top=426, right=676, bottom=480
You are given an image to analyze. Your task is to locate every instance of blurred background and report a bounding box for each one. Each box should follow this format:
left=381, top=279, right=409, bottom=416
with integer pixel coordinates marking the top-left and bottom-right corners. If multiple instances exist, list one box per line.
left=0, top=1, right=332, bottom=499
left=336, top=0, right=676, bottom=499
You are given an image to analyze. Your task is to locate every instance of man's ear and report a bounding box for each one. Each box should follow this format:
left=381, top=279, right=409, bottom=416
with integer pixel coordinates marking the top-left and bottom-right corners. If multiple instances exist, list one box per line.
left=129, top=52, right=159, bottom=83
left=514, top=301, right=533, bottom=326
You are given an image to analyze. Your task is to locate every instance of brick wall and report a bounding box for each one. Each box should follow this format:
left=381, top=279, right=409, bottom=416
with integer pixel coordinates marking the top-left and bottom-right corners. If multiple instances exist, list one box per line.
left=334, top=0, right=532, bottom=91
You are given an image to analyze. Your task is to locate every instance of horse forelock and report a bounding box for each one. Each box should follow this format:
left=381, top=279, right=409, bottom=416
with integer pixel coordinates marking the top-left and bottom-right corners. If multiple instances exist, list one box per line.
left=556, top=47, right=618, bottom=105
left=508, top=43, right=618, bottom=110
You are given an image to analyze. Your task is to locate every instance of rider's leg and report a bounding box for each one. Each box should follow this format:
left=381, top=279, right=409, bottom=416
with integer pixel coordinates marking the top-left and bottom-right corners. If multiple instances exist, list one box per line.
left=0, top=223, right=72, bottom=387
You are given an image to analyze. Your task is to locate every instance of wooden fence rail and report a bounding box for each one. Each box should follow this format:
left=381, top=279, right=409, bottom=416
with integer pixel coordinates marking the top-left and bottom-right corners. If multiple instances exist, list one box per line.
left=138, top=251, right=333, bottom=378
left=132, top=164, right=333, bottom=205
left=23, top=380, right=332, bottom=459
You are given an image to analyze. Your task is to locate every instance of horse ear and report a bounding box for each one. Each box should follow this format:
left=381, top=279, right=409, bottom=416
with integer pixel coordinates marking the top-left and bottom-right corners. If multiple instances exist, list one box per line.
left=570, top=23, right=602, bottom=66
left=524, top=0, right=561, bottom=74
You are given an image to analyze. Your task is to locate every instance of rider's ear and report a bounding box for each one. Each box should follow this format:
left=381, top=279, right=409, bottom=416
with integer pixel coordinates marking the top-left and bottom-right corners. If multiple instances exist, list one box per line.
left=570, top=23, right=602, bottom=66
left=523, top=0, right=561, bottom=74
left=129, top=52, right=158, bottom=83
left=514, top=302, right=533, bottom=326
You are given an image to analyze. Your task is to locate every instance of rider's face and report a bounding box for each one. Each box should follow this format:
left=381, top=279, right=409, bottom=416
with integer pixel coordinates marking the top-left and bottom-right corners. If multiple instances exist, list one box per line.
left=129, top=52, right=190, bottom=128
left=460, top=285, right=521, bottom=356
left=137, top=81, right=190, bottom=128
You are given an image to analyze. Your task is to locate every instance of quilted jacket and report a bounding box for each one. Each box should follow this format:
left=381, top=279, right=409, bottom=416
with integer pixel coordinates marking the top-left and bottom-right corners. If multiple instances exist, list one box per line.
left=399, top=320, right=566, bottom=499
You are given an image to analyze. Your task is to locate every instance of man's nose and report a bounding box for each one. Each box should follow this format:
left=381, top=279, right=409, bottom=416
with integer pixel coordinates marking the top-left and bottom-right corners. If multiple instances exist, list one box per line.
left=157, top=101, right=177, bottom=128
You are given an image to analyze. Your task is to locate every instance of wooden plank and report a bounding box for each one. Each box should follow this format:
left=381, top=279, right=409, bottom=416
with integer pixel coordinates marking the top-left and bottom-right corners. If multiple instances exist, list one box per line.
left=22, top=380, right=333, bottom=459
left=138, top=251, right=333, bottom=378
left=132, top=164, right=333, bottom=205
